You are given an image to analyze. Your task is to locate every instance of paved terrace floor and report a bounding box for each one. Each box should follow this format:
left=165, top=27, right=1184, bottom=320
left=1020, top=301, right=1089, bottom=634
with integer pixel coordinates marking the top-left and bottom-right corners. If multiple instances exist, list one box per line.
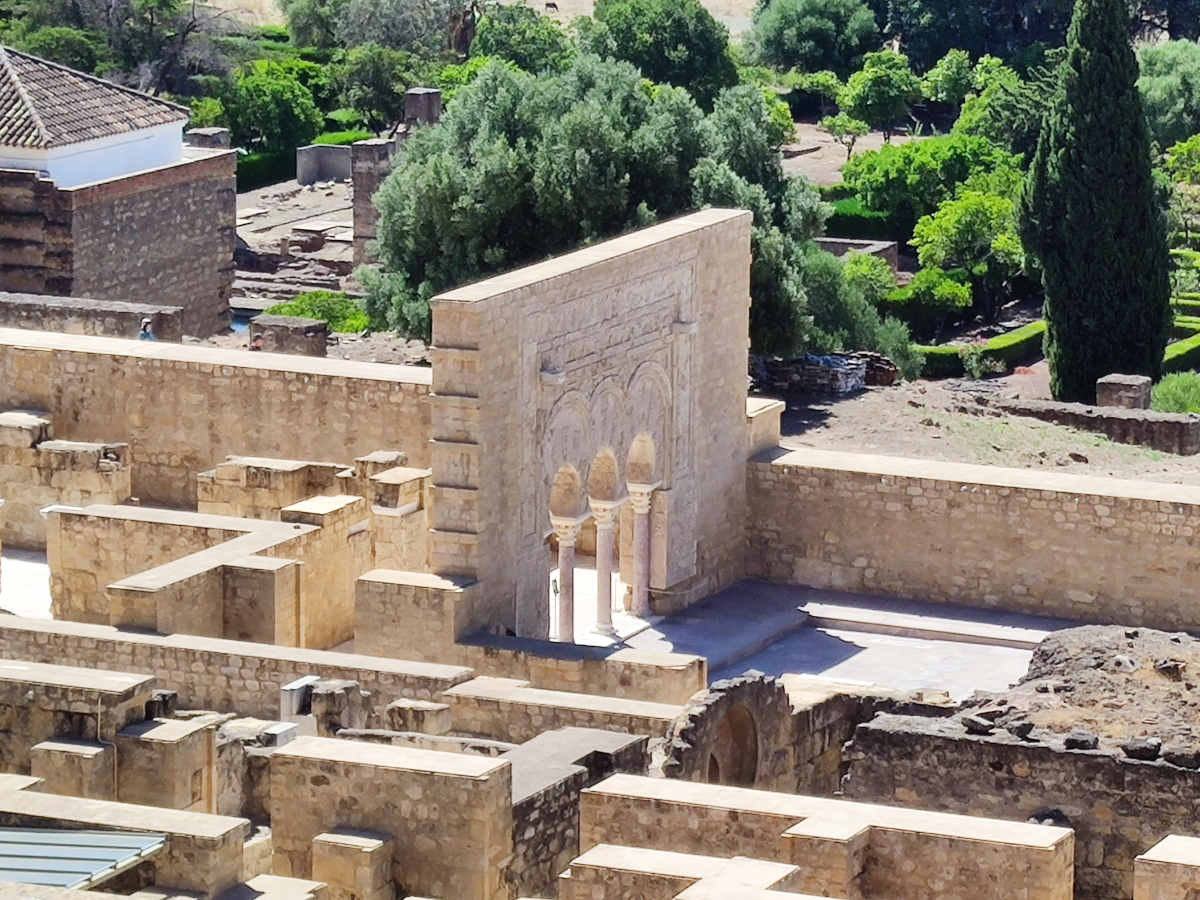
left=0, top=548, right=50, bottom=618
left=628, top=581, right=1081, bottom=701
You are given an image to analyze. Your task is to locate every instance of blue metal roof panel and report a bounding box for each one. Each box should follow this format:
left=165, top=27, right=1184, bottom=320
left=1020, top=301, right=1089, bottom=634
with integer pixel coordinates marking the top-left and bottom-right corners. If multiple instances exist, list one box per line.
left=0, top=828, right=166, bottom=890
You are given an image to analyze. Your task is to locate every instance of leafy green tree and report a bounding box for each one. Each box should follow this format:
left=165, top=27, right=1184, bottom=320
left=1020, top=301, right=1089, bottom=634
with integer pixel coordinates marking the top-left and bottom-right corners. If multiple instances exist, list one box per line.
left=837, top=50, right=920, bottom=140
left=882, top=266, right=972, bottom=340
left=435, top=55, right=520, bottom=101
left=789, top=69, right=842, bottom=115
left=16, top=26, right=105, bottom=71
left=1019, top=0, right=1171, bottom=401
left=278, top=0, right=346, bottom=47
left=707, top=84, right=791, bottom=202
left=471, top=5, right=574, bottom=73
left=820, top=112, right=868, bottom=159
left=1137, top=41, right=1200, bottom=150
left=590, top=0, right=737, bottom=108
left=921, top=48, right=972, bottom=110
left=336, top=43, right=426, bottom=133
left=242, top=58, right=336, bottom=110
left=842, top=250, right=895, bottom=304
left=912, top=190, right=1023, bottom=321
left=364, top=57, right=713, bottom=336
left=336, top=0, right=459, bottom=55
left=843, top=133, right=1022, bottom=236
left=225, top=68, right=323, bottom=152
left=188, top=95, right=226, bottom=127
left=953, top=50, right=1062, bottom=159
left=752, top=0, right=877, bottom=77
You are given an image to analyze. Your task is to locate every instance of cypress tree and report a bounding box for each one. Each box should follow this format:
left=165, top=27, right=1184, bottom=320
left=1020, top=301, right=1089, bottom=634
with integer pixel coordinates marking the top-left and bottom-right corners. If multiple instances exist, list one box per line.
left=1018, top=0, right=1170, bottom=402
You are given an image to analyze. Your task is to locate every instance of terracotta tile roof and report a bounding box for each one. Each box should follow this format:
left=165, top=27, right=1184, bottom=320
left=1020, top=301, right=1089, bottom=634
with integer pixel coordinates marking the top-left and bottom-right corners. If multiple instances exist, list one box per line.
left=0, top=45, right=187, bottom=150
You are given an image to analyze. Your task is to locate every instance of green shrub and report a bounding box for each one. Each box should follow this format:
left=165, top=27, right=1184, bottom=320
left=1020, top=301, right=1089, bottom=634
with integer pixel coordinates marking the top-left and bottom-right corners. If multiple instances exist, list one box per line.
left=1173, top=315, right=1200, bottom=338
left=325, top=108, right=367, bottom=130
left=916, top=319, right=1046, bottom=378
left=881, top=267, right=971, bottom=340
left=825, top=195, right=900, bottom=240
left=266, top=290, right=370, bottom=332
left=1172, top=298, right=1200, bottom=316
left=236, top=150, right=296, bottom=191
left=313, top=129, right=373, bottom=145
left=1152, top=371, right=1200, bottom=413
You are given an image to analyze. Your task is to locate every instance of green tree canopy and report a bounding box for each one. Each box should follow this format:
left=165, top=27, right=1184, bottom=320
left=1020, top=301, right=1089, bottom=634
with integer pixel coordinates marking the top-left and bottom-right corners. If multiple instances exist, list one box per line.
left=752, top=0, right=877, bottom=77
left=471, top=5, right=574, bottom=72
left=843, top=133, right=1022, bottom=236
left=589, top=0, right=738, bottom=108
left=1019, top=0, right=1171, bottom=400
left=225, top=68, right=323, bottom=152
left=911, top=190, right=1023, bottom=321
left=335, top=43, right=431, bottom=133
left=921, top=48, right=972, bottom=109
left=1137, top=41, right=1200, bottom=150
left=837, top=50, right=920, bottom=140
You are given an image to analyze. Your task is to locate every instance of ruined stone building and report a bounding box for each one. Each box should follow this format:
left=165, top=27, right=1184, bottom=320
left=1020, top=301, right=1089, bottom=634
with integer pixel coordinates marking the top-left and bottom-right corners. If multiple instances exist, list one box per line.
left=0, top=47, right=235, bottom=336
left=3, top=209, right=1200, bottom=899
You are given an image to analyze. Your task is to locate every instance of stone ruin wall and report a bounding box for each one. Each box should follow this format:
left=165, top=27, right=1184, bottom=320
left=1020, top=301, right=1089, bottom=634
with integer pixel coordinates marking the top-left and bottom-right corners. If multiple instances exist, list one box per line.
left=0, top=291, right=184, bottom=342
left=843, top=714, right=1200, bottom=900
left=0, top=329, right=433, bottom=508
left=747, top=448, right=1200, bottom=631
left=0, top=615, right=474, bottom=720
left=428, top=209, right=753, bottom=639
left=0, top=152, right=236, bottom=337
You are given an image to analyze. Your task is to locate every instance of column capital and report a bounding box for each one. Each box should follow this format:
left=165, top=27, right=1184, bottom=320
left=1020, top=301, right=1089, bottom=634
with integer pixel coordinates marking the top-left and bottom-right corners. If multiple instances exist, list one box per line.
left=626, top=481, right=661, bottom=514
left=549, top=512, right=587, bottom=544
left=588, top=495, right=627, bottom=527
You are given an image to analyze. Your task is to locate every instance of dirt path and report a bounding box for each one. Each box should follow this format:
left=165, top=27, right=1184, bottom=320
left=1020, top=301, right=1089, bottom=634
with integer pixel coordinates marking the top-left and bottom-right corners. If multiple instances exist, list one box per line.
left=777, top=373, right=1200, bottom=487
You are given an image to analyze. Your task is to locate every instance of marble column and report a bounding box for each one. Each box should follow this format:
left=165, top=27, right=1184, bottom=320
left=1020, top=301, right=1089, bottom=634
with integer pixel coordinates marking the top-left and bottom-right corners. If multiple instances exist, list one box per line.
left=549, top=514, right=583, bottom=642
left=588, top=497, right=624, bottom=636
left=626, top=482, right=660, bottom=618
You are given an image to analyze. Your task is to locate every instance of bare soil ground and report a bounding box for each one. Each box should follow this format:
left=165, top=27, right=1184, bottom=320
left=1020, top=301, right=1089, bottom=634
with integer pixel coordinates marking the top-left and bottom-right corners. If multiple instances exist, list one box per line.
left=777, top=364, right=1200, bottom=486
left=782, top=122, right=920, bottom=186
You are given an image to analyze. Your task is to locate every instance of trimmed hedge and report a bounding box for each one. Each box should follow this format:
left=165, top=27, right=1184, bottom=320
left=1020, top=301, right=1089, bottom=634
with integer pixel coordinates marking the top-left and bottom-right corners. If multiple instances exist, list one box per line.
left=313, top=129, right=373, bottom=146
left=1164, top=331, right=1200, bottom=373
left=236, top=150, right=295, bottom=192
left=917, top=320, right=1047, bottom=378
left=826, top=195, right=903, bottom=241
left=1172, top=297, right=1200, bottom=316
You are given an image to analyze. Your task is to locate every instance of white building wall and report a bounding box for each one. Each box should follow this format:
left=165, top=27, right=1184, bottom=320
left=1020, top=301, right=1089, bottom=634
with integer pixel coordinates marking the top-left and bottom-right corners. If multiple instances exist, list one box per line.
left=0, top=122, right=184, bottom=188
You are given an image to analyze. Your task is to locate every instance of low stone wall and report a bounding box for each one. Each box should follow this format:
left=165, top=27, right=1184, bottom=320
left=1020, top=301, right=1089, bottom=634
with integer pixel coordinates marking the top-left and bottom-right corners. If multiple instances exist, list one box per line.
left=0, top=292, right=183, bottom=341
left=0, top=615, right=475, bottom=720
left=270, top=737, right=513, bottom=900
left=747, top=448, right=1200, bottom=631
left=0, top=328, right=432, bottom=507
left=843, top=713, right=1200, bottom=900
left=296, top=144, right=351, bottom=185
left=0, top=410, right=130, bottom=549
left=355, top=570, right=707, bottom=705
left=813, top=237, right=899, bottom=269
left=962, top=395, right=1200, bottom=454
left=1136, top=835, right=1200, bottom=899
left=510, top=765, right=588, bottom=898
left=580, top=774, right=1074, bottom=900
left=250, top=313, right=328, bottom=356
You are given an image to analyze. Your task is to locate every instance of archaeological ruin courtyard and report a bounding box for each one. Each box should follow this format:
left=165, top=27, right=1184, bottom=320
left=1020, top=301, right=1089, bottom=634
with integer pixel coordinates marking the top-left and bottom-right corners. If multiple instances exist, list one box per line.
left=5, top=50, right=1200, bottom=900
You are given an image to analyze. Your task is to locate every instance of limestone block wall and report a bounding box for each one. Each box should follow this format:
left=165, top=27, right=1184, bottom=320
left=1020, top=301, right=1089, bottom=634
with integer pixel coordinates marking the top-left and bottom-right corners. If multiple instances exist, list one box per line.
left=0, top=615, right=475, bottom=720
left=0, top=291, right=184, bottom=341
left=270, top=737, right=513, bottom=900
left=0, top=153, right=236, bottom=337
left=510, top=766, right=589, bottom=898
left=1136, top=835, right=1200, bottom=899
left=747, top=448, right=1200, bottom=631
left=580, top=774, right=1074, bottom=900
left=197, top=457, right=350, bottom=520
left=0, top=663, right=153, bottom=774
left=67, top=152, right=236, bottom=337
left=843, top=714, right=1197, bottom=900
left=0, top=328, right=432, bottom=507
left=46, top=506, right=244, bottom=624
left=428, top=209, right=752, bottom=638
left=354, top=571, right=706, bottom=704
left=0, top=411, right=130, bottom=549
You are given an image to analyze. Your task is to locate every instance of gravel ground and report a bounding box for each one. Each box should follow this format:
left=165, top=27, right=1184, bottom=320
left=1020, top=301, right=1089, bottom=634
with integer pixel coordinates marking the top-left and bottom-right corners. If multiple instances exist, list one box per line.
left=776, top=367, right=1200, bottom=487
